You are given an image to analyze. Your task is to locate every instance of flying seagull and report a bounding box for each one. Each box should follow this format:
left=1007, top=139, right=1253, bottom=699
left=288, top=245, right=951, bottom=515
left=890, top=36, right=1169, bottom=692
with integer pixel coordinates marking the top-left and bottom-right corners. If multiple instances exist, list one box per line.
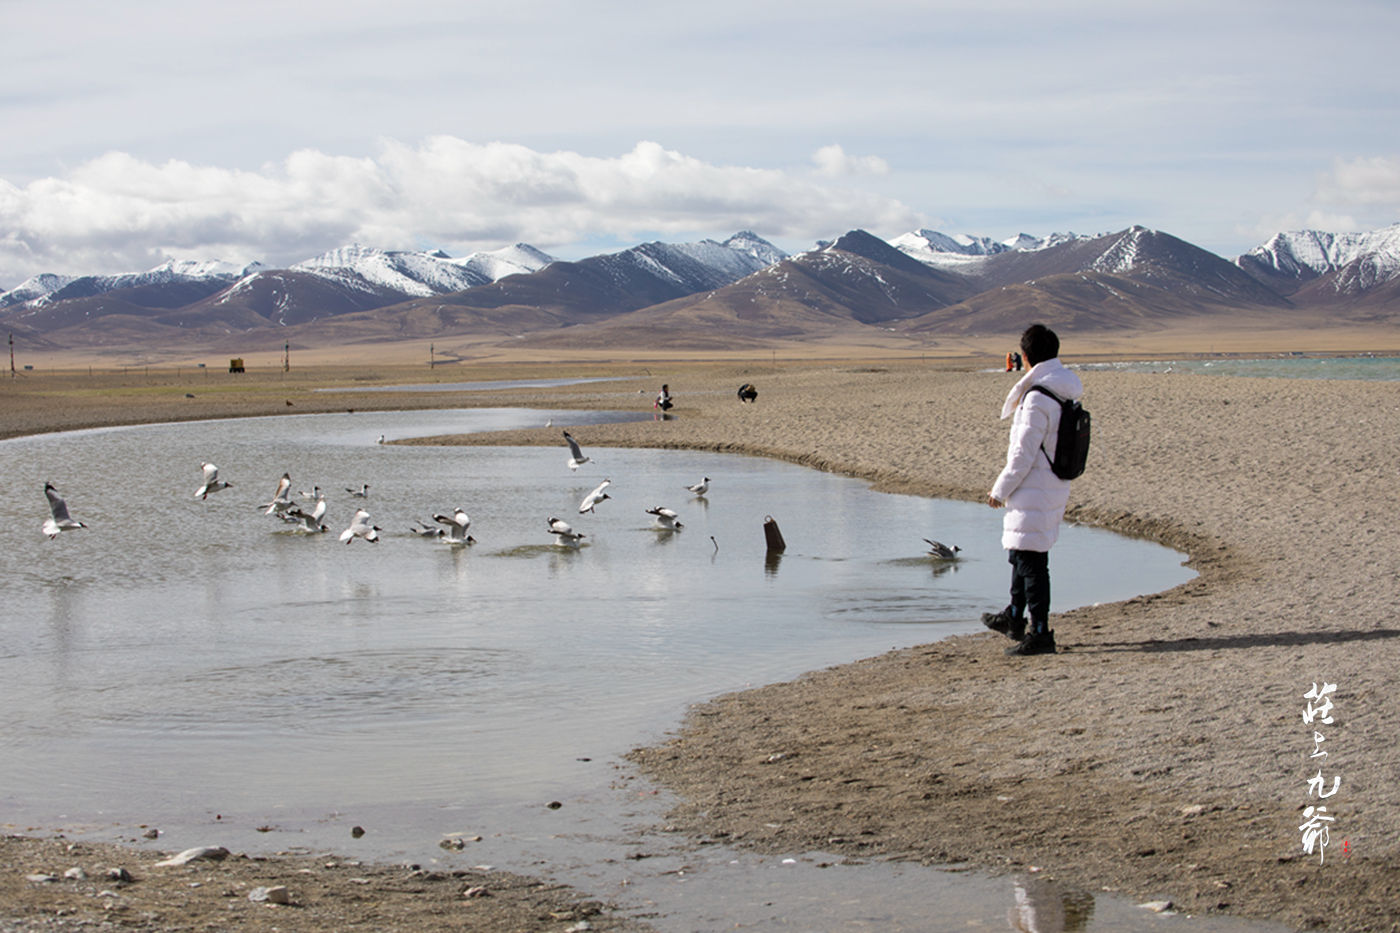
left=547, top=516, right=586, bottom=547
left=260, top=472, right=295, bottom=516
left=923, top=538, right=962, bottom=560
left=685, top=477, right=710, bottom=497
left=194, top=462, right=232, bottom=500
left=340, top=509, right=381, bottom=544
left=578, top=479, right=612, bottom=514
left=410, top=520, right=445, bottom=538
left=42, top=483, right=88, bottom=539
left=645, top=506, right=683, bottom=530
left=433, top=508, right=475, bottom=545
left=285, top=496, right=328, bottom=533
left=563, top=431, right=592, bottom=471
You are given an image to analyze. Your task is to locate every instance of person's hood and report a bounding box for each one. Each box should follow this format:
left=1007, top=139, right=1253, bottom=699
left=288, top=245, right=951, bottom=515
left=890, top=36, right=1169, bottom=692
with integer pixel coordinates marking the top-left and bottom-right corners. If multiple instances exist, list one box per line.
left=999, top=358, right=1084, bottom=419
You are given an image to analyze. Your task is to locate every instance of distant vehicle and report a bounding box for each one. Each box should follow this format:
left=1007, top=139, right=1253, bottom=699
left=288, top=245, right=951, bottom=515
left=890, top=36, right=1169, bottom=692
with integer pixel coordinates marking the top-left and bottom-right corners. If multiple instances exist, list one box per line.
left=229, top=358, right=245, bottom=373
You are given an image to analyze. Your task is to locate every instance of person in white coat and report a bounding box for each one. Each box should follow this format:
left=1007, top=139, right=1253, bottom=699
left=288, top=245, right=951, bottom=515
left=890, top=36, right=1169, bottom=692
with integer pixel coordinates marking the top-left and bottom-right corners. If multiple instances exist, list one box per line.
left=983, top=324, right=1083, bottom=656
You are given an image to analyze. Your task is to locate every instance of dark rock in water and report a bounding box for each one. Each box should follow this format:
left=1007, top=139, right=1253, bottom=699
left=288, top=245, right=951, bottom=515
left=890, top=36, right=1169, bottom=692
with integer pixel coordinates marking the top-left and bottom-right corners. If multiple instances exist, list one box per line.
left=351, top=825, right=366, bottom=838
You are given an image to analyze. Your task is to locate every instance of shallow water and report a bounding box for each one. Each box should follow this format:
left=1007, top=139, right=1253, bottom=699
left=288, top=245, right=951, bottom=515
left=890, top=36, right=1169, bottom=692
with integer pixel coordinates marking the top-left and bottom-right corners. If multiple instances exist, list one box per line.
left=1073, top=355, right=1400, bottom=380
left=0, top=408, right=1284, bottom=931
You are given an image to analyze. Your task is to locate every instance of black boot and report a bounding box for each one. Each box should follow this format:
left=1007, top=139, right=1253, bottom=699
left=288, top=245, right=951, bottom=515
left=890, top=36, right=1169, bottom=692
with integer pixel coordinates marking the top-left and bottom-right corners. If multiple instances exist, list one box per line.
left=981, top=607, right=1026, bottom=641
left=1006, top=628, right=1056, bottom=656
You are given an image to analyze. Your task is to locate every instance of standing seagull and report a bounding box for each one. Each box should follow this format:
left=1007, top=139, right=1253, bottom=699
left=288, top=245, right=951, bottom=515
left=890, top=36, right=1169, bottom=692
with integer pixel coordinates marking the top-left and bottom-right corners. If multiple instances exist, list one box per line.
left=340, top=508, right=381, bottom=544
left=645, top=506, right=683, bottom=530
left=42, top=483, right=88, bottom=539
left=194, top=462, right=232, bottom=500
left=433, top=508, right=475, bottom=544
left=547, top=516, right=586, bottom=547
left=684, top=477, right=710, bottom=497
left=578, top=479, right=612, bottom=514
left=562, top=431, right=592, bottom=471
left=260, top=473, right=295, bottom=516
left=923, top=538, right=962, bottom=560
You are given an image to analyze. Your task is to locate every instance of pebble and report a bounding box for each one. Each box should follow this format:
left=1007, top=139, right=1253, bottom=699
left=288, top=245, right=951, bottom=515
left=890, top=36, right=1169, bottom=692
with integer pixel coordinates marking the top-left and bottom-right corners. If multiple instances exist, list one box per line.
left=1138, top=899, right=1175, bottom=913
left=464, top=885, right=491, bottom=898
left=25, top=873, right=57, bottom=884
left=351, top=826, right=366, bottom=838
left=64, top=867, right=87, bottom=881
left=107, top=867, right=133, bottom=883
left=249, top=885, right=291, bottom=904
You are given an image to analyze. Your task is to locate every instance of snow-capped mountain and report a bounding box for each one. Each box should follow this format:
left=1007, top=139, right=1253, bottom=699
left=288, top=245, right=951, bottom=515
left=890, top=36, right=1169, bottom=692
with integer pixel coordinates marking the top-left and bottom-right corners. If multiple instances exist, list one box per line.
left=1, top=259, right=261, bottom=311
left=291, top=243, right=553, bottom=297
left=892, top=228, right=1092, bottom=271
left=0, top=273, right=77, bottom=309
left=1236, top=223, right=1400, bottom=295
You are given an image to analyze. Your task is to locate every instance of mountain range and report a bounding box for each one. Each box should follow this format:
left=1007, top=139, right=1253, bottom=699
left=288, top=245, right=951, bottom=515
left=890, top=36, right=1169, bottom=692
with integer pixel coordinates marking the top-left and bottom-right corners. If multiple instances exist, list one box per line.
left=4, top=222, right=1398, bottom=352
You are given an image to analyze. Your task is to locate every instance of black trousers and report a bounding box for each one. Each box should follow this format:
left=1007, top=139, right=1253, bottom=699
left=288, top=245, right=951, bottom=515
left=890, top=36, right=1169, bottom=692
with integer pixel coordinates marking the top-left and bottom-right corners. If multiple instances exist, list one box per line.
left=1008, top=549, right=1050, bottom=632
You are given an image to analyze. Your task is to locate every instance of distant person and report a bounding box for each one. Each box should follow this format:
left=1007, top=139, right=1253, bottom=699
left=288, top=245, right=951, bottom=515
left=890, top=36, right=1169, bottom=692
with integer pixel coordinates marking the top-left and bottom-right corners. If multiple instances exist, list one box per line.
left=655, top=384, right=673, bottom=412
left=982, top=323, right=1083, bottom=656
left=737, top=383, right=758, bottom=403
left=1005, top=351, right=1015, bottom=372
left=1013, top=351, right=1023, bottom=371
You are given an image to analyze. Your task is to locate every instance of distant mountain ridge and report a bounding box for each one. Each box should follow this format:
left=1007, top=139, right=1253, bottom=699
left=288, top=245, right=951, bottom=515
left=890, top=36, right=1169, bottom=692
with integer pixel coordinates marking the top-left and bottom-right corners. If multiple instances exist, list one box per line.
left=4, top=222, right=1400, bottom=350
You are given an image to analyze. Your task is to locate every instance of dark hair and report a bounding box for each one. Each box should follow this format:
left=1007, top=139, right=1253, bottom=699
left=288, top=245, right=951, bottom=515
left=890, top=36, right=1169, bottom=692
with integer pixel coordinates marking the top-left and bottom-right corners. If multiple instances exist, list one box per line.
left=1020, top=323, right=1059, bottom=366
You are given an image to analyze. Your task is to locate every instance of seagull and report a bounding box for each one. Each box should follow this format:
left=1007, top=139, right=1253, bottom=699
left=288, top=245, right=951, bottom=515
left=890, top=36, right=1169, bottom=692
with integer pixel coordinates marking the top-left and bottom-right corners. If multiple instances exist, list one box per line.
left=340, top=509, right=381, bottom=544
left=298, top=484, right=322, bottom=501
left=285, top=497, right=328, bottom=533
left=547, top=516, right=586, bottom=546
left=563, top=431, right=592, bottom=471
left=346, top=484, right=370, bottom=498
left=646, top=506, right=683, bottom=530
left=377, top=434, right=386, bottom=445
left=42, top=483, right=88, bottom=539
left=432, top=508, right=475, bottom=544
left=260, top=472, right=295, bottom=516
left=923, top=538, right=962, bottom=560
left=194, top=462, right=232, bottom=499
left=578, top=479, right=612, bottom=514
left=410, top=520, right=445, bottom=538
left=685, top=477, right=710, bottom=497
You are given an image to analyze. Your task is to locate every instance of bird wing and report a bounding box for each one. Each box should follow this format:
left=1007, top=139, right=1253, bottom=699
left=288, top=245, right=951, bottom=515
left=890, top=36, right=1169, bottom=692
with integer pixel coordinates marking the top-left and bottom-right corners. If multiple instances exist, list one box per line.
left=273, top=473, right=291, bottom=500
left=564, top=432, right=584, bottom=460
left=201, top=462, right=219, bottom=484
left=45, top=484, right=72, bottom=522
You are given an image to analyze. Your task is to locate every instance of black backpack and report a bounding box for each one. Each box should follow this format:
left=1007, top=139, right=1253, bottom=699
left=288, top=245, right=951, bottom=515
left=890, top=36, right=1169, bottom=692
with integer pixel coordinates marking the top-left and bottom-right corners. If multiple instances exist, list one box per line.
left=1026, top=385, right=1090, bottom=480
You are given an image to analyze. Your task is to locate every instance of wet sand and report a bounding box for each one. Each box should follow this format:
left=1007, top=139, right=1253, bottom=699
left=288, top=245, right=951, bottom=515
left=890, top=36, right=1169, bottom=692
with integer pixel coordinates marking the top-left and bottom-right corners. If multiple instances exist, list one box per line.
left=3, top=358, right=1398, bottom=931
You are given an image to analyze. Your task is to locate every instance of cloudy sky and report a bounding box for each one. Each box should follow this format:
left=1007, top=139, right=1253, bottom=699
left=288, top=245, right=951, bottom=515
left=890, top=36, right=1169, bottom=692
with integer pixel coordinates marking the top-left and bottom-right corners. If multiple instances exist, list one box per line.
left=3, top=0, right=1398, bottom=286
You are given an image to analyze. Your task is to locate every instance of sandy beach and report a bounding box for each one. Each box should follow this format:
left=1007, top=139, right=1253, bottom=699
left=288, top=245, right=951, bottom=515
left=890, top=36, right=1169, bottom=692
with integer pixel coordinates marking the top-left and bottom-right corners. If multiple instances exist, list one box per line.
left=2, top=355, right=1397, bottom=931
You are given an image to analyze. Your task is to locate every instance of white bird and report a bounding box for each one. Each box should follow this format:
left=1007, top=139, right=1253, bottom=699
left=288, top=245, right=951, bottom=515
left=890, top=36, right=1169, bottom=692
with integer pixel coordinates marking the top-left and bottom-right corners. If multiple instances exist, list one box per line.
left=260, top=472, right=295, bottom=516
left=685, top=477, right=710, bottom=497
left=298, top=484, right=322, bottom=501
left=578, top=479, right=612, bottom=514
left=432, top=508, right=475, bottom=544
left=563, top=431, right=592, bottom=471
left=339, top=508, right=380, bottom=544
left=377, top=434, right=386, bottom=445
left=194, top=462, right=232, bottom=499
left=285, top=497, right=328, bottom=533
left=42, top=483, right=88, bottom=539
left=923, top=538, right=962, bottom=560
left=346, top=484, right=370, bottom=498
left=646, top=506, right=683, bottom=530
left=547, top=516, right=586, bottom=546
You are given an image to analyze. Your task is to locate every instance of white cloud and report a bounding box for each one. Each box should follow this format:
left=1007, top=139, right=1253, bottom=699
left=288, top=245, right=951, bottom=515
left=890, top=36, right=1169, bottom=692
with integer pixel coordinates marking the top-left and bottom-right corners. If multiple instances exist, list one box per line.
left=0, top=138, right=921, bottom=284
left=811, top=145, right=890, bottom=178
left=1314, top=155, right=1400, bottom=207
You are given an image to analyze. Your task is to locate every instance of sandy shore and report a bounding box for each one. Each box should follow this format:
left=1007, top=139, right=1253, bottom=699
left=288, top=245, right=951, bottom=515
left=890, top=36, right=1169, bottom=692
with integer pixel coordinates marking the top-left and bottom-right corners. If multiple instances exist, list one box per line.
left=3, top=358, right=1398, bottom=931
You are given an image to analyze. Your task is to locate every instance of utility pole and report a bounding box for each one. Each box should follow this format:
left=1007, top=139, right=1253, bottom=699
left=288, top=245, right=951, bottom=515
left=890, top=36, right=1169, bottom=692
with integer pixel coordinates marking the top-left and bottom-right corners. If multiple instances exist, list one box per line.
left=429, top=343, right=435, bottom=368
left=283, top=341, right=290, bottom=373
left=8, top=332, right=13, bottom=378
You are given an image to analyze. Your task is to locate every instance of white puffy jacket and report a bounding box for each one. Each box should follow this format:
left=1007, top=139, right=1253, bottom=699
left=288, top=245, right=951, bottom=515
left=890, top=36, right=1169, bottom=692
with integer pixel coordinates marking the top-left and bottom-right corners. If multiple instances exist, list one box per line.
left=990, top=358, right=1084, bottom=552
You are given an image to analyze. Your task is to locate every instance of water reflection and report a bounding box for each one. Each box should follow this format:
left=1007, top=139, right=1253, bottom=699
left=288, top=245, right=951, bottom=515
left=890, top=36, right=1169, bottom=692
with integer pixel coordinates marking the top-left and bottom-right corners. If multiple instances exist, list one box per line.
left=1009, top=877, right=1097, bottom=932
